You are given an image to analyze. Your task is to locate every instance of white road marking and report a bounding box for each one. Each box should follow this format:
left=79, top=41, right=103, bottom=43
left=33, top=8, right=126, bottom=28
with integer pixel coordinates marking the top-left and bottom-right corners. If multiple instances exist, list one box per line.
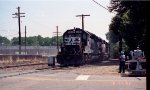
left=113, top=81, right=116, bottom=86
left=75, top=75, right=90, bottom=80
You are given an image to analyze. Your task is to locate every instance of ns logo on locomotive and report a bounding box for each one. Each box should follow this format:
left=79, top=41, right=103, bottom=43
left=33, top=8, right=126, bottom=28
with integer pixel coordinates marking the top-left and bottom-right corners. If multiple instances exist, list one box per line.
left=57, top=28, right=109, bottom=66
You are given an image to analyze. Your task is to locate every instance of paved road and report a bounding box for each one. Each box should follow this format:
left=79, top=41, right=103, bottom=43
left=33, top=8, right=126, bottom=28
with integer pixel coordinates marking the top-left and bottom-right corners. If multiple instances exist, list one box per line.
left=0, top=68, right=146, bottom=90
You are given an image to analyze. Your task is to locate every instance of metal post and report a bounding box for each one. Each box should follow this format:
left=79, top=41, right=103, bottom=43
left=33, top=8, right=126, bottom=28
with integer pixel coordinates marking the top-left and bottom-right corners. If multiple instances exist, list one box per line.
left=56, top=26, right=59, bottom=53
left=25, top=26, right=26, bottom=55
left=81, top=14, right=84, bottom=30
left=119, top=32, right=122, bottom=53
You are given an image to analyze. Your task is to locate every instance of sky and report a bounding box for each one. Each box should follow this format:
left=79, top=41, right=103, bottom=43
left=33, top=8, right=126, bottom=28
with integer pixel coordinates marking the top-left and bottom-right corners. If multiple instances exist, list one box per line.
left=0, top=0, right=115, bottom=41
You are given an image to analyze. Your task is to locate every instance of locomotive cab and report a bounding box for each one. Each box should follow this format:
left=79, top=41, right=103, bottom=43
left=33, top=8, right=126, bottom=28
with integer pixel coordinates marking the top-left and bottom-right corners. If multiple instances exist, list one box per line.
left=57, top=28, right=87, bottom=66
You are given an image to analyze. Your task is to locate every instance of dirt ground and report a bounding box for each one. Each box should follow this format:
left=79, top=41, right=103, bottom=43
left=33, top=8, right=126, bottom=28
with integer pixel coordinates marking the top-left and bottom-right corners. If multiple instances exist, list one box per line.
left=0, top=59, right=121, bottom=76
left=69, top=60, right=120, bottom=76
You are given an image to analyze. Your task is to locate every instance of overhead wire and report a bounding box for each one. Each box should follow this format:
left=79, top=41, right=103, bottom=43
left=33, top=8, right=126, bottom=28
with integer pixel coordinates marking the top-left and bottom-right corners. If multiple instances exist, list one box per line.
left=92, top=0, right=116, bottom=14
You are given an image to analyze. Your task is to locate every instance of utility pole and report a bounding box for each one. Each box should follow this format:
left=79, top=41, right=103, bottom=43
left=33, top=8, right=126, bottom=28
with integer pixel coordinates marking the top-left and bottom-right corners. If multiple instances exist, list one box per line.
left=25, top=26, right=27, bottom=55
left=56, top=26, right=58, bottom=53
left=76, top=14, right=90, bottom=30
left=12, top=6, right=25, bottom=54
left=53, top=26, right=61, bottom=53
left=119, top=32, right=122, bottom=53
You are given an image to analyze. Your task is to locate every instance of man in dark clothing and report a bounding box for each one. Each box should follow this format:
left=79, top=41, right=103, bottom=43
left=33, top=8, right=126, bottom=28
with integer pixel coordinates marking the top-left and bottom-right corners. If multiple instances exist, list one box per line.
left=118, top=51, right=126, bottom=73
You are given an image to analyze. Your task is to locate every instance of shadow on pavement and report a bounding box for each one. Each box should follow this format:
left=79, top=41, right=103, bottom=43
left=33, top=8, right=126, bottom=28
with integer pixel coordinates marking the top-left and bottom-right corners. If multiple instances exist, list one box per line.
left=86, top=59, right=119, bottom=66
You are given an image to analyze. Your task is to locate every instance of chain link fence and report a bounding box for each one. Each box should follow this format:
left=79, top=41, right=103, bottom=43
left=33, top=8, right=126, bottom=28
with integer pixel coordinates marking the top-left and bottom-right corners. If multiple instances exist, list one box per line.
left=0, top=46, right=58, bottom=67
left=0, top=46, right=58, bottom=56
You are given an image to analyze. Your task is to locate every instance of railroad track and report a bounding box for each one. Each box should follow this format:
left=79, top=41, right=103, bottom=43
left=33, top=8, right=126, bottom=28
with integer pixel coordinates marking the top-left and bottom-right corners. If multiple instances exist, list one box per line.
left=0, top=59, right=118, bottom=69
left=0, top=63, right=48, bottom=69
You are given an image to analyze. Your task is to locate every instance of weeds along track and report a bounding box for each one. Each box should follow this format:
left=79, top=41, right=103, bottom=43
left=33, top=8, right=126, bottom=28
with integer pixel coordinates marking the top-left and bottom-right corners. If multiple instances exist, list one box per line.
left=0, top=63, right=48, bottom=69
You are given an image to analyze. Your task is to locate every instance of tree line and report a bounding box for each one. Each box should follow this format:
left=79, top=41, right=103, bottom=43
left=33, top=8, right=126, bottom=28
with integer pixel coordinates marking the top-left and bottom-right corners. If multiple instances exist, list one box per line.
left=0, top=35, right=63, bottom=46
left=106, top=1, right=148, bottom=58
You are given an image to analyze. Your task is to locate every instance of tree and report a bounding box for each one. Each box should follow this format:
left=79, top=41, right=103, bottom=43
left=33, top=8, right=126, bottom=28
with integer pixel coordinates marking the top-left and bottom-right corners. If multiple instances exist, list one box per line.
left=11, top=35, right=63, bottom=46
left=43, top=37, right=52, bottom=46
left=106, top=30, right=128, bottom=58
left=109, top=1, right=146, bottom=51
left=108, top=1, right=149, bottom=89
left=0, top=35, right=10, bottom=45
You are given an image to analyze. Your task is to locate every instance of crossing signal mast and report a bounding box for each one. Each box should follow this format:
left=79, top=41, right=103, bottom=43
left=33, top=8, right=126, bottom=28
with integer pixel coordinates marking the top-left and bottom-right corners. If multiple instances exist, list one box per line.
left=12, top=6, right=25, bottom=54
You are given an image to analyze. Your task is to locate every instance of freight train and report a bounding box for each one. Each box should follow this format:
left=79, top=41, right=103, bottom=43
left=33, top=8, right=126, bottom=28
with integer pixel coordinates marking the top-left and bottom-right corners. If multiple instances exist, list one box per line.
left=57, top=28, right=109, bottom=66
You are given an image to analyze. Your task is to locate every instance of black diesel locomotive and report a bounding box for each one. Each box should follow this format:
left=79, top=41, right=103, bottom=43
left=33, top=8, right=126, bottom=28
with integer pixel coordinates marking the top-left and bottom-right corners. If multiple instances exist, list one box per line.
left=57, top=28, right=109, bottom=66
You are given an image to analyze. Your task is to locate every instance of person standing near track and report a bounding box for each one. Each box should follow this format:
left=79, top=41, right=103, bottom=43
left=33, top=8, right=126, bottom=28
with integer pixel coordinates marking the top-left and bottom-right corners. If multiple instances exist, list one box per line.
left=118, top=51, right=126, bottom=73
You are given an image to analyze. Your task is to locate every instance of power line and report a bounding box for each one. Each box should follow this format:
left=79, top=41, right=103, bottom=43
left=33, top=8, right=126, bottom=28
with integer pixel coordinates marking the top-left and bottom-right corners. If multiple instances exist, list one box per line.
left=92, top=0, right=115, bottom=14
left=92, top=0, right=109, bottom=11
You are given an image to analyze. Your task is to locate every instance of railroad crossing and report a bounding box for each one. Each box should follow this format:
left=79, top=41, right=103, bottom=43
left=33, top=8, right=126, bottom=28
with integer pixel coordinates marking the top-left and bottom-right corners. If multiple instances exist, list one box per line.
left=0, top=60, right=146, bottom=90
left=0, top=68, right=146, bottom=90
